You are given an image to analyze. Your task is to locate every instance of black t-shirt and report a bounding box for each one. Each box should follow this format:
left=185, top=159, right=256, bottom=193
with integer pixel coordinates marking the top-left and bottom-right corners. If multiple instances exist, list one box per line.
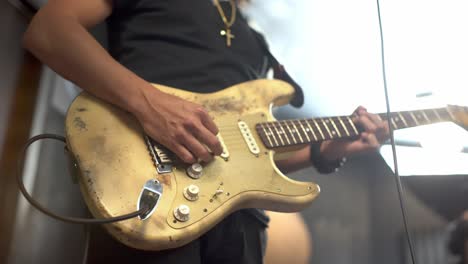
left=107, top=0, right=269, bottom=92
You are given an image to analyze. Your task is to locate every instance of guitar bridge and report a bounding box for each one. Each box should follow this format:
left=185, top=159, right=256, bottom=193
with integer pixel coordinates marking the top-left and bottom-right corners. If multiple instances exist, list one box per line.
left=145, top=135, right=174, bottom=174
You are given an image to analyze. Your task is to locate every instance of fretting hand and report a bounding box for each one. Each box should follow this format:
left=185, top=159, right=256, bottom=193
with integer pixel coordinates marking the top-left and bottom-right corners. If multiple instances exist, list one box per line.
left=320, top=106, right=390, bottom=161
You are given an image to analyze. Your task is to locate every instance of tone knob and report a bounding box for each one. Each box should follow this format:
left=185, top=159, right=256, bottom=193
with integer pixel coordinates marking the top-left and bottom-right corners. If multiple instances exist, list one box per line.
left=184, top=185, right=200, bottom=201
left=174, top=204, right=190, bottom=222
left=186, top=163, right=203, bottom=179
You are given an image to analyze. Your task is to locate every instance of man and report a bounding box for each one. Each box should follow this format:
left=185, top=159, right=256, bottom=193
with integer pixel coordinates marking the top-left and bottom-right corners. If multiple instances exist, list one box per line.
left=23, top=0, right=389, bottom=263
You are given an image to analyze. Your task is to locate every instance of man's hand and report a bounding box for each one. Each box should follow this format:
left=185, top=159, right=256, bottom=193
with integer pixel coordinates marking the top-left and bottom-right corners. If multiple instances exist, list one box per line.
left=136, top=86, right=223, bottom=164
left=320, top=106, right=390, bottom=161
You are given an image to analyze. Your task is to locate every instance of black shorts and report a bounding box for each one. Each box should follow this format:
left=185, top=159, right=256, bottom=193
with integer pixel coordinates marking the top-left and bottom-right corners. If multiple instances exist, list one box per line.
left=86, top=210, right=269, bottom=264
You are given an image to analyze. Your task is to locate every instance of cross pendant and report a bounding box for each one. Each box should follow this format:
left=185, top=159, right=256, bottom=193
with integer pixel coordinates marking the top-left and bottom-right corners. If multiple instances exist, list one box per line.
left=220, top=28, right=235, bottom=47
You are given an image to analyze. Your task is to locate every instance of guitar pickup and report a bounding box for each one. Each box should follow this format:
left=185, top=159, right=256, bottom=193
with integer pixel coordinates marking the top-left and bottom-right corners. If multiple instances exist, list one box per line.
left=145, top=135, right=174, bottom=174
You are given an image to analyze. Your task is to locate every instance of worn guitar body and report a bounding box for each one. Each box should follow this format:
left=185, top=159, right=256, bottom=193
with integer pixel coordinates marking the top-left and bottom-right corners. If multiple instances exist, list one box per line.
left=65, top=79, right=320, bottom=251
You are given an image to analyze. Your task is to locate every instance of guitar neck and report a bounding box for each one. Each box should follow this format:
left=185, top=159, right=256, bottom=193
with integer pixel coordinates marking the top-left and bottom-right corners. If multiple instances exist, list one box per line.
left=256, top=107, right=454, bottom=149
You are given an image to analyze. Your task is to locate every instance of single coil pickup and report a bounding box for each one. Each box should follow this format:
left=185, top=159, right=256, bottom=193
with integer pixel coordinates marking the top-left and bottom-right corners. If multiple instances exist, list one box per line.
left=238, top=121, right=260, bottom=155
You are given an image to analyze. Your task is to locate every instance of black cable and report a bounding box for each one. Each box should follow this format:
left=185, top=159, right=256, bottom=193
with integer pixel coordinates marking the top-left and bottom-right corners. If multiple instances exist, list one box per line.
left=82, top=224, right=91, bottom=264
left=375, top=1, right=418, bottom=263
left=17, top=133, right=149, bottom=224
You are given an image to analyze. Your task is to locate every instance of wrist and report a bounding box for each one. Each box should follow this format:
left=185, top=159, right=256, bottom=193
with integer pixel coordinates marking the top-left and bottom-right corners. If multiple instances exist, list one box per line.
left=319, top=140, right=347, bottom=161
left=310, top=142, right=346, bottom=174
left=131, top=82, right=161, bottom=122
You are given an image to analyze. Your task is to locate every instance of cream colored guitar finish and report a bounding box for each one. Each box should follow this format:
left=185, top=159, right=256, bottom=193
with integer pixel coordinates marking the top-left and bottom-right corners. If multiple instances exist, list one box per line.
left=65, top=80, right=320, bottom=251
left=65, top=79, right=468, bottom=251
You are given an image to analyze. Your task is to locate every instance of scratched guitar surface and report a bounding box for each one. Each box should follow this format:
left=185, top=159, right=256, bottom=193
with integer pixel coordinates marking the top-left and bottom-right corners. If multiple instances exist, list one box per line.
left=65, top=79, right=320, bottom=251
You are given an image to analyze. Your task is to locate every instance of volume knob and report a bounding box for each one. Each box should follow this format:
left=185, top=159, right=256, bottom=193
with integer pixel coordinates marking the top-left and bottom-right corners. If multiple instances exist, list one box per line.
left=186, top=163, right=203, bottom=179
left=184, top=185, right=200, bottom=201
left=174, top=204, right=190, bottom=222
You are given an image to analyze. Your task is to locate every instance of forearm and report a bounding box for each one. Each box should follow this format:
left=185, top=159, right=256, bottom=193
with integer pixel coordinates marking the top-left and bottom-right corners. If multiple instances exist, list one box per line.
left=23, top=10, right=154, bottom=116
left=275, top=146, right=312, bottom=174
left=275, top=141, right=346, bottom=174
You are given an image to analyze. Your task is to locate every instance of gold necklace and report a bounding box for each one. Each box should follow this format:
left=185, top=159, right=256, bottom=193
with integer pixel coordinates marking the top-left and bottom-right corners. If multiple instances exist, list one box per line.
left=213, top=0, right=237, bottom=47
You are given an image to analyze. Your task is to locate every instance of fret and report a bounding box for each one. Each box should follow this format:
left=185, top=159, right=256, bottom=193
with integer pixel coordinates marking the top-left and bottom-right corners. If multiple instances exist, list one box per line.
left=278, top=122, right=291, bottom=145
left=305, top=120, right=318, bottom=141
left=414, top=111, right=427, bottom=125
left=424, top=109, right=437, bottom=123
left=337, top=116, right=350, bottom=137
left=393, top=115, right=403, bottom=128
left=321, top=118, right=334, bottom=139
left=432, top=108, right=450, bottom=121
left=397, top=112, right=408, bottom=127
left=432, top=108, right=442, bottom=122
left=266, top=123, right=279, bottom=147
left=259, top=123, right=273, bottom=147
left=409, top=111, right=420, bottom=126
left=271, top=122, right=285, bottom=146
left=312, top=119, right=325, bottom=140
left=421, top=110, right=430, bottom=123
left=291, top=120, right=305, bottom=143
left=285, top=121, right=298, bottom=144
left=297, top=120, right=311, bottom=142
left=346, top=116, right=359, bottom=135
left=445, top=108, right=456, bottom=121
left=328, top=118, right=341, bottom=138
left=388, top=114, right=398, bottom=130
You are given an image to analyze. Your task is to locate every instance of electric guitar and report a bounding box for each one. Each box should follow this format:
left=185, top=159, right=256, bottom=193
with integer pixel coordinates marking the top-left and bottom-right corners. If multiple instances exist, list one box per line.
left=65, top=79, right=468, bottom=251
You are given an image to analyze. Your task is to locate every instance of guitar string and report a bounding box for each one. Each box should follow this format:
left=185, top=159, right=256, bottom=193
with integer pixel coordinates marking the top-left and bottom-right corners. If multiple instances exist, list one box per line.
left=218, top=121, right=358, bottom=140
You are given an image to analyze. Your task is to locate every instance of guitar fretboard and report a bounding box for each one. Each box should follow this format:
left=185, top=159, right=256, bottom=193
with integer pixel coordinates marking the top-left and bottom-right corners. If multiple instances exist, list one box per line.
left=255, top=107, right=454, bottom=149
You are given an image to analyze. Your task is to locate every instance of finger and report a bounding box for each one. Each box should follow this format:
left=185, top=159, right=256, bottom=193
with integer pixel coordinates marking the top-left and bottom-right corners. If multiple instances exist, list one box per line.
left=361, top=132, right=380, bottom=150
left=181, top=132, right=213, bottom=163
left=172, top=143, right=196, bottom=164
left=365, top=112, right=383, bottom=125
left=362, top=112, right=390, bottom=143
left=145, top=126, right=197, bottom=164
left=196, top=107, right=219, bottom=135
left=184, top=120, right=223, bottom=156
left=357, top=115, right=378, bottom=134
left=376, top=122, right=390, bottom=143
left=353, top=105, right=367, bottom=116
left=195, top=125, right=223, bottom=156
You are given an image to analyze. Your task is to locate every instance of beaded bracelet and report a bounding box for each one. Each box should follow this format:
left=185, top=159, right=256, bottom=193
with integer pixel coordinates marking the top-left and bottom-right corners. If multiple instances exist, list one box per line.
left=310, top=142, right=346, bottom=174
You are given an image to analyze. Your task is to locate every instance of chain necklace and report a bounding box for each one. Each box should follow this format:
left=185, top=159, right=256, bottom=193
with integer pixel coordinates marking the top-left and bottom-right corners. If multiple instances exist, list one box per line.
left=213, top=0, right=237, bottom=47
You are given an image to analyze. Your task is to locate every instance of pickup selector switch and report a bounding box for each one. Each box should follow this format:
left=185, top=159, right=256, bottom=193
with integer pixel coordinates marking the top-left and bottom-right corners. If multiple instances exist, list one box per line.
left=186, top=163, right=203, bottom=179
left=184, top=185, right=200, bottom=201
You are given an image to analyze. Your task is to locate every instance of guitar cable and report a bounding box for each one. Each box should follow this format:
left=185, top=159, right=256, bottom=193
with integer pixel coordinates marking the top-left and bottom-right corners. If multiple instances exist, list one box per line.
left=17, top=134, right=150, bottom=225
left=375, top=0, right=418, bottom=263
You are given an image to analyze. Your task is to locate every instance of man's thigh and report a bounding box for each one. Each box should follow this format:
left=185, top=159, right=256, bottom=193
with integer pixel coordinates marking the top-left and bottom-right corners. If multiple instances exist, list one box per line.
left=86, top=224, right=201, bottom=264
left=86, top=210, right=267, bottom=264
